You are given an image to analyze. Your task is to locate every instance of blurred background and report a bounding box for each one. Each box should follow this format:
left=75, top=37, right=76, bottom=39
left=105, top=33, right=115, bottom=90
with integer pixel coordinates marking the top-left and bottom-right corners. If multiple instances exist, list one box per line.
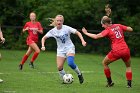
left=0, top=0, right=140, bottom=56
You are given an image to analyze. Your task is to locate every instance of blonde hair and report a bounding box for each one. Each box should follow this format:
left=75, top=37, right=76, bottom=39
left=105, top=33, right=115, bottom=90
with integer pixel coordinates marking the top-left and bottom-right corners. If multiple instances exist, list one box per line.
left=105, top=4, right=111, bottom=17
left=46, top=18, right=56, bottom=27
left=46, top=15, right=64, bottom=27
left=55, top=15, right=64, bottom=20
left=29, top=12, right=36, bottom=17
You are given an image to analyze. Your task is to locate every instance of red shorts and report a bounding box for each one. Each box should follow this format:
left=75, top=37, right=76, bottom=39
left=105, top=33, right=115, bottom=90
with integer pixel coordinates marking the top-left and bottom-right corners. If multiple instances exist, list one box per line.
left=107, top=48, right=130, bottom=62
left=26, top=38, right=38, bottom=45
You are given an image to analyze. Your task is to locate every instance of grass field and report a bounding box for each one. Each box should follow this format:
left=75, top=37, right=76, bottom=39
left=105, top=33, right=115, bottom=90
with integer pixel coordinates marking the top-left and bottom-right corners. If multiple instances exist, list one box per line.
left=0, top=50, right=140, bottom=93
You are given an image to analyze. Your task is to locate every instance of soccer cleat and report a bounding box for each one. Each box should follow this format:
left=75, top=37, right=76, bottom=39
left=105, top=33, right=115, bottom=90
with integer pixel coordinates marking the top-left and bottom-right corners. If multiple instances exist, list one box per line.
left=127, top=85, right=132, bottom=88
left=0, top=79, right=3, bottom=83
left=106, top=82, right=114, bottom=87
left=78, top=74, right=84, bottom=84
left=127, top=80, right=132, bottom=88
left=19, top=64, right=23, bottom=70
left=29, top=62, right=34, bottom=68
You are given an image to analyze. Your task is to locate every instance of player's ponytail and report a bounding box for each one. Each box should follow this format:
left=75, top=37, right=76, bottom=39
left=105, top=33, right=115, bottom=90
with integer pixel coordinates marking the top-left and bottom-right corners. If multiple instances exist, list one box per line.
left=105, top=4, right=111, bottom=17
left=46, top=18, right=56, bottom=27
left=46, top=15, right=64, bottom=27
left=101, top=4, right=112, bottom=24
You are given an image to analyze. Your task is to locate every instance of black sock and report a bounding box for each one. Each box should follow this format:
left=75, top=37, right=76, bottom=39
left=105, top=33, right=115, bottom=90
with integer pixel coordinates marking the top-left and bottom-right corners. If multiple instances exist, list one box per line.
left=107, top=77, right=112, bottom=84
left=127, top=80, right=131, bottom=86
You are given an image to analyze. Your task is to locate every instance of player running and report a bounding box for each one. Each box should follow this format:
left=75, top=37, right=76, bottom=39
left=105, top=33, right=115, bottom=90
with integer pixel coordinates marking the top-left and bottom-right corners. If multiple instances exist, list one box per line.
left=19, top=12, right=43, bottom=70
left=0, top=26, right=5, bottom=83
left=41, top=15, right=86, bottom=84
left=82, top=16, right=133, bottom=88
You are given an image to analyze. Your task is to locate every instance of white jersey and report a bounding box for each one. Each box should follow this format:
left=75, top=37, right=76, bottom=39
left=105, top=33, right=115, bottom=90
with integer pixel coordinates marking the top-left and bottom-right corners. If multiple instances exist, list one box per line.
left=45, top=25, right=77, bottom=53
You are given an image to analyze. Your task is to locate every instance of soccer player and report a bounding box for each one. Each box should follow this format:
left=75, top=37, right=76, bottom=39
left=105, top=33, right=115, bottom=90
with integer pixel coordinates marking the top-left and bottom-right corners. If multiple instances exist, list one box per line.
left=41, top=15, right=86, bottom=84
left=0, top=26, right=5, bottom=83
left=19, top=12, right=43, bottom=70
left=82, top=16, right=133, bottom=88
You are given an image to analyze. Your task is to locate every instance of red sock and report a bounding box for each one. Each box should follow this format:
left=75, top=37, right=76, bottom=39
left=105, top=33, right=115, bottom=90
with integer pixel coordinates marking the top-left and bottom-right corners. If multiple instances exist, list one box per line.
left=104, top=68, right=111, bottom=78
left=21, top=55, right=29, bottom=65
left=31, top=52, right=39, bottom=63
left=126, top=71, right=132, bottom=80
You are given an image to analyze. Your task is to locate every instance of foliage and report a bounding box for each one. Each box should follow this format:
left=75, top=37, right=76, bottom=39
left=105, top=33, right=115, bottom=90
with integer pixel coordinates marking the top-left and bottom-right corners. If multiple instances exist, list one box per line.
left=0, top=0, right=140, bottom=56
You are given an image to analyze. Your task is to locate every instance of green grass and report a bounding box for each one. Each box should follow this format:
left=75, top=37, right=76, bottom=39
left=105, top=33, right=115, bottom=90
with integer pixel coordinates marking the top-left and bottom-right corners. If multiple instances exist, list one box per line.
left=0, top=50, right=140, bottom=93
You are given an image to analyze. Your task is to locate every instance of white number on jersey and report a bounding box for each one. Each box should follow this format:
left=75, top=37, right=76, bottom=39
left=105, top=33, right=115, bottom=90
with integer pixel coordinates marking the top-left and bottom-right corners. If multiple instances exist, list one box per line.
left=33, top=30, right=37, bottom=34
left=114, top=30, right=122, bottom=38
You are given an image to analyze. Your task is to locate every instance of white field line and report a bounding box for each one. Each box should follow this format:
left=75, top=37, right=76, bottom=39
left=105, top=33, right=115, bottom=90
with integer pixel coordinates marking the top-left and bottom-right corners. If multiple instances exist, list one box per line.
left=1, top=71, right=95, bottom=75
left=37, top=71, right=95, bottom=74
left=3, top=91, right=16, bottom=93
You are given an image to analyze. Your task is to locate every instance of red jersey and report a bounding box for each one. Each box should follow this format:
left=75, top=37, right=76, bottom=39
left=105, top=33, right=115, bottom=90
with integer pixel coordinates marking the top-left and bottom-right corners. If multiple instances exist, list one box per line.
left=23, top=21, right=43, bottom=43
left=101, top=24, right=128, bottom=51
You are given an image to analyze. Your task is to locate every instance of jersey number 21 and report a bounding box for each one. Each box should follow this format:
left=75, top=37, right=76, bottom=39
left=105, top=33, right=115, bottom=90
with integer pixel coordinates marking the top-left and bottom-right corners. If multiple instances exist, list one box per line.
left=114, top=30, right=122, bottom=38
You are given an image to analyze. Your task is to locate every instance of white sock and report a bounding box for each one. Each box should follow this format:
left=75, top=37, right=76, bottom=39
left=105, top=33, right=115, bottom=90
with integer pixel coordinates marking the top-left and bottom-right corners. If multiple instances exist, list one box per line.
left=74, top=66, right=81, bottom=75
left=59, top=69, right=66, bottom=79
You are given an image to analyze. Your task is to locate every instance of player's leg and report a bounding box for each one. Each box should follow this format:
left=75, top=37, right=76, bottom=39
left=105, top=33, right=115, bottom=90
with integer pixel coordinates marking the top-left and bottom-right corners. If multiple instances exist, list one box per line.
left=124, top=60, right=132, bottom=88
left=102, top=55, right=114, bottom=87
left=0, top=53, right=1, bottom=60
left=67, top=53, right=84, bottom=84
left=56, top=55, right=66, bottom=79
left=122, top=49, right=132, bottom=88
left=19, top=46, right=33, bottom=70
left=0, top=54, right=3, bottom=82
left=29, top=43, right=40, bottom=68
left=67, top=53, right=80, bottom=75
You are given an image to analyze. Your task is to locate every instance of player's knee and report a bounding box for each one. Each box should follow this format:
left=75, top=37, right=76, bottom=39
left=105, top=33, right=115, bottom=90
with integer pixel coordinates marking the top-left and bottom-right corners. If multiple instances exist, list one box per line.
left=36, top=49, right=40, bottom=53
left=67, top=56, right=76, bottom=69
left=124, top=61, right=131, bottom=67
left=102, top=61, right=107, bottom=66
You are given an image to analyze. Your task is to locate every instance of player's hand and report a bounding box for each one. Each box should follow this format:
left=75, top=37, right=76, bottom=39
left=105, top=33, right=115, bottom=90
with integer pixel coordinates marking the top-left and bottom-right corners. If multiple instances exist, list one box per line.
left=82, top=41, right=87, bottom=47
left=25, top=27, right=29, bottom=31
left=23, top=27, right=29, bottom=33
left=41, top=46, right=45, bottom=51
left=1, top=38, right=5, bottom=44
left=34, top=28, right=38, bottom=32
left=82, top=27, right=88, bottom=34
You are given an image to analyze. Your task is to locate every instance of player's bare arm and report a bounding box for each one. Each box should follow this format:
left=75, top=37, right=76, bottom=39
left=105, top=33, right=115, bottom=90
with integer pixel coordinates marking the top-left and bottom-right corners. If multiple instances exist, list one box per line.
left=36, top=29, right=43, bottom=34
left=22, top=27, right=29, bottom=33
left=0, top=27, right=5, bottom=43
left=75, top=31, right=86, bottom=47
left=126, top=27, right=133, bottom=32
left=82, top=27, right=103, bottom=39
left=41, top=36, right=47, bottom=51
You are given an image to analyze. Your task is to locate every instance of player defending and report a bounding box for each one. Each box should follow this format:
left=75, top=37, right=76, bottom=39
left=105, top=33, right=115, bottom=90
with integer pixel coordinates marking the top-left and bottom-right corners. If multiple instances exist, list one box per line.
left=19, top=12, right=43, bottom=70
left=82, top=16, right=133, bottom=88
left=41, top=15, right=86, bottom=84
left=0, top=26, right=5, bottom=83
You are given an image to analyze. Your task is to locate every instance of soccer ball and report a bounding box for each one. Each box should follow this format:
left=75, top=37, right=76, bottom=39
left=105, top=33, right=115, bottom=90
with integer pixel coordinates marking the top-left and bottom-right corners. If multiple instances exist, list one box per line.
left=63, top=74, right=74, bottom=84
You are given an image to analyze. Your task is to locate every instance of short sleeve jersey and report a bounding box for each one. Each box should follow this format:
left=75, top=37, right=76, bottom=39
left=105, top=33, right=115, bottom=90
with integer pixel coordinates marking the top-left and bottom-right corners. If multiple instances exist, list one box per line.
left=45, top=25, right=77, bottom=52
left=101, top=24, right=128, bottom=51
left=23, top=21, right=43, bottom=42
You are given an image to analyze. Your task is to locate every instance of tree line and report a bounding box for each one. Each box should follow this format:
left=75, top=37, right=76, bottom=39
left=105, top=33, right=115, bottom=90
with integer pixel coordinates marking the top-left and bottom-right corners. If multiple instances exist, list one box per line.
left=0, top=0, right=140, bottom=56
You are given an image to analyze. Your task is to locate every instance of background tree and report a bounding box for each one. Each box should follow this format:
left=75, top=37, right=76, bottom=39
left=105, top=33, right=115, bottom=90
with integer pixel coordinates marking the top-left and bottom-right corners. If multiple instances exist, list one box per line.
left=0, top=0, right=140, bottom=56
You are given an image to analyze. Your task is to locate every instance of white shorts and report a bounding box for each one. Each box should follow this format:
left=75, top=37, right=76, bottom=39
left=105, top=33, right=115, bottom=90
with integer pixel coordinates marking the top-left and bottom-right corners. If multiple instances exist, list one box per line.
left=57, top=47, right=75, bottom=58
